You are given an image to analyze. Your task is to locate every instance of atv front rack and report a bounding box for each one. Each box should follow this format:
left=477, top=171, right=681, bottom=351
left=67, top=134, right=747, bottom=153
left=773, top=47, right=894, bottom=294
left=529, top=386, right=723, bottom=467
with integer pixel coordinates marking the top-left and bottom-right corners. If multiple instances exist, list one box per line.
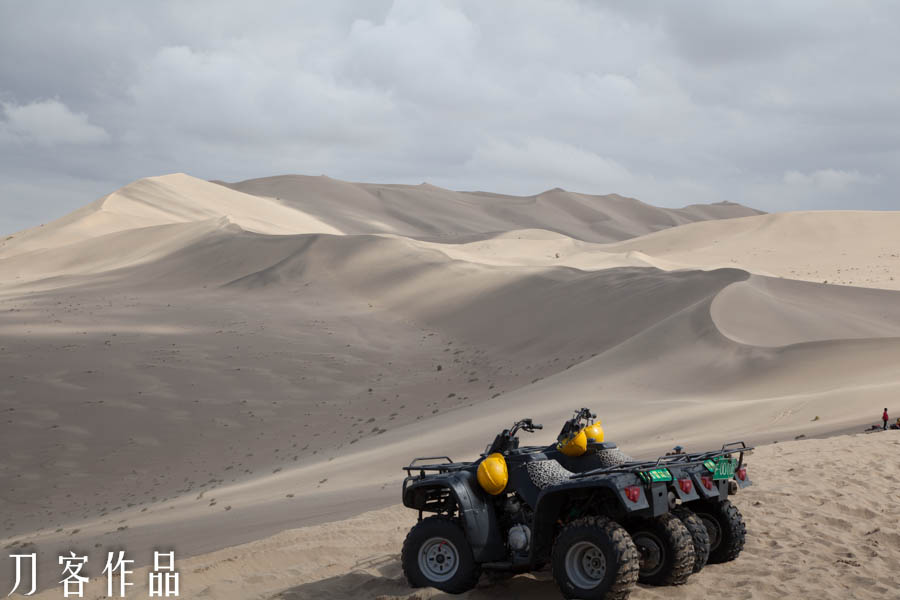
left=571, top=441, right=754, bottom=479
left=402, top=456, right=472, bottom=477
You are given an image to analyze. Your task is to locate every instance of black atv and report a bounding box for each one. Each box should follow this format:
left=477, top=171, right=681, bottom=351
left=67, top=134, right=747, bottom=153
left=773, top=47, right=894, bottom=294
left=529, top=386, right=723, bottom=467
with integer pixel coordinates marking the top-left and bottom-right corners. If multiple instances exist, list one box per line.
left=400, top=409, right=753, bottom=599
left=548, top=409, right=753, bottom=576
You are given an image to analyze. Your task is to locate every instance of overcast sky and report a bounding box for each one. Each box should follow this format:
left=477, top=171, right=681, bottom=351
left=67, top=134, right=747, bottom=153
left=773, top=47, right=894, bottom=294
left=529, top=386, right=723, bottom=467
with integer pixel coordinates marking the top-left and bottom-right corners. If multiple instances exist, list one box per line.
left=1, top=1, right=899, bottom=233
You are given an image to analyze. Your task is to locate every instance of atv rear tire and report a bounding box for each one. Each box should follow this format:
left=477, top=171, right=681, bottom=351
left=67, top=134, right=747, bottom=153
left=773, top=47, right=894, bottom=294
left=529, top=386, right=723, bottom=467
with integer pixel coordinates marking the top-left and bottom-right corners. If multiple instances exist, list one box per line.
left=401, top=516, right=481, bottom=593
left=551, top=516, right=639, bottom=600
left=672, top=506, right=711, bottom=573
left=693, top=499, right=746, bottom=564
left=627, top=513, right=694, bottom=586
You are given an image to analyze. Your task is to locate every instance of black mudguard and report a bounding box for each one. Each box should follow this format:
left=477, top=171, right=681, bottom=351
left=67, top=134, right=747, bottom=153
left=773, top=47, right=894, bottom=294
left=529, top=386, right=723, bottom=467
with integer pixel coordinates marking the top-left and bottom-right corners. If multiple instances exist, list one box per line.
left=529, top=473, right=655, bottom=561
left=403, top=470, right=506, bottom=562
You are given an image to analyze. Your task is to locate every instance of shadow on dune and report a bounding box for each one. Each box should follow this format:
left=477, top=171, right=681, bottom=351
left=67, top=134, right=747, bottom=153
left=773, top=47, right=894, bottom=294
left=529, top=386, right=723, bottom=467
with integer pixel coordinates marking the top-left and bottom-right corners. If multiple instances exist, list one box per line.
left=272, top=554, right=562, bottom=600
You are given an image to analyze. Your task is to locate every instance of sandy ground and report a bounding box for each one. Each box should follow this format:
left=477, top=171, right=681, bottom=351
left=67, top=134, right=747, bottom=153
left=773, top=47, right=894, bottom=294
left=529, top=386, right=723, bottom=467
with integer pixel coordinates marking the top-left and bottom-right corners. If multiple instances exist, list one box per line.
left=2, top=173, right=900, bottom=598
left=14, top=432, right=900, bottom=600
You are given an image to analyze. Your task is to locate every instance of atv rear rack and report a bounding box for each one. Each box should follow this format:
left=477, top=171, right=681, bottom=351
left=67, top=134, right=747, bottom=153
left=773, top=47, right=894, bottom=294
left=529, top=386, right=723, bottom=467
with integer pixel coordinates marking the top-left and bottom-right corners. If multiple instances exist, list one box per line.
left=572, top=441, right=754, bottom=479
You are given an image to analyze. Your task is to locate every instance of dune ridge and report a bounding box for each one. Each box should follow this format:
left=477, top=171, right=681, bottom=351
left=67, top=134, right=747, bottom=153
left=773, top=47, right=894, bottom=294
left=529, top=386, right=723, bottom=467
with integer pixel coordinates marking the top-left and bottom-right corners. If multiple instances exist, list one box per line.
left=219, top=174, right=763, bottom=242
left=2, top=172, right=900, bottom=598
left=0, top=174, right=340, bottom=260
left=606, top=210, right=900, bottom=290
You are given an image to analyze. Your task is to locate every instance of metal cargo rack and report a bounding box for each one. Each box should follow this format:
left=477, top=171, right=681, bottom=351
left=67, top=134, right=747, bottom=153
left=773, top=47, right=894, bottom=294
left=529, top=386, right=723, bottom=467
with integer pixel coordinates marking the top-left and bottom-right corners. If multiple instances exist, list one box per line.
left=572, top=441, right=754, bottom=479
left=402, top=456, right=473, bottom=479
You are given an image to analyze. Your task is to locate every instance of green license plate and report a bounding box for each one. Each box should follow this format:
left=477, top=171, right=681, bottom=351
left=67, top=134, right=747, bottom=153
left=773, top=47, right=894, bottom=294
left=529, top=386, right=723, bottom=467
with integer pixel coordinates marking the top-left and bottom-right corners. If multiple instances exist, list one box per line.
left=712, top=458, right=736, bottom=480
left=641, top=467, right=673, bottom=483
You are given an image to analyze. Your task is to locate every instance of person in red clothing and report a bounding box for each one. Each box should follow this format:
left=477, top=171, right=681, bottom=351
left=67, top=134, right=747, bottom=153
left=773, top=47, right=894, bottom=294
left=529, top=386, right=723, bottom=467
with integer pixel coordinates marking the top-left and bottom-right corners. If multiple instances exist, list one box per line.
left=884, top=408, right=890, bottom=430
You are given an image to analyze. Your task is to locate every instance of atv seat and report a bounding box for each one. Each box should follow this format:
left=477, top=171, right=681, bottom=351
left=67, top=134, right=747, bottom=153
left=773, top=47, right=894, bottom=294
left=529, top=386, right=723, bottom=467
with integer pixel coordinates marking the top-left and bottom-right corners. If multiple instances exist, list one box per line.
left=525, top=459, right=575, bottom=489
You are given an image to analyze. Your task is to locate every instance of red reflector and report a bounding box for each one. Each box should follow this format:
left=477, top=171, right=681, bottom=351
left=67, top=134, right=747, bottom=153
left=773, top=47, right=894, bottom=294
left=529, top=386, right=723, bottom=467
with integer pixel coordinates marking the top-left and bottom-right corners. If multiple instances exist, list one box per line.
left=701, top=476, right=713, bottom=490
left=679, top=478, right=693, bottom=494
left=624, top=485, right=641, bottom=503
left=736, top=467, right=747, bottom=481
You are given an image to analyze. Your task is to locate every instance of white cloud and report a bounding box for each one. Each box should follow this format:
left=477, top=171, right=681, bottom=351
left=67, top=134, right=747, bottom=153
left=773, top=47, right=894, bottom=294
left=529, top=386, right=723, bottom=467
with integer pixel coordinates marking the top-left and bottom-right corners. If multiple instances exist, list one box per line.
left=0, top=99, right=109, bottom=145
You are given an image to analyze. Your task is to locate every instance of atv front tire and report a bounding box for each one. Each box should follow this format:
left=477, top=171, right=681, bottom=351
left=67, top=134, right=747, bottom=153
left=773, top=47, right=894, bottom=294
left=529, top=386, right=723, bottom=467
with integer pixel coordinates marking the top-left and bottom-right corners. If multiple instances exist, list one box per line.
left=401, top=516, right=480, bottom=593
left=627, top=513, right=694, bottom=586
left=693, top=499, right=746, bottom=564
left=551, top=516, right=639, bottom=600
left=672, top=506, right=711, bottom=573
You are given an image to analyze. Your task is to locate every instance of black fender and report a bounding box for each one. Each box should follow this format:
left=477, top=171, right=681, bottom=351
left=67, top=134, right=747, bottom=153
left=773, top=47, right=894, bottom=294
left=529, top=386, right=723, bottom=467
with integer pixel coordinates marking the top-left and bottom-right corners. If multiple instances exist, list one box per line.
left=403, top=470, right=506, bottom=562
left=691, top=471, right=721, bottom=500
left=529, top=473, right=652, bottom=561
left=667, top=467, right=701, bottom=503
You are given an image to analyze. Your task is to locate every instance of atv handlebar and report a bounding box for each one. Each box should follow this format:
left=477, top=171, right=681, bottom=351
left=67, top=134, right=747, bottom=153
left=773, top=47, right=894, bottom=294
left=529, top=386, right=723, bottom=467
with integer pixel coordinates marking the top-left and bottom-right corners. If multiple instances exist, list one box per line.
left=556, top=407, right=596, bottom=444
left=509, top=418, right=542, bottom=436
left=485, top=418, right=543, bottom=454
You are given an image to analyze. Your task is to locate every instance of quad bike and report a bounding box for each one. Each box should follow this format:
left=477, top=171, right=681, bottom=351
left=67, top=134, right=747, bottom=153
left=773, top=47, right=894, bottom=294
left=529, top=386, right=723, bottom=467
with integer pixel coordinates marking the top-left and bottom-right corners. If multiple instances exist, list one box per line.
left=549, top=410, right=753, bottom=575
left=400, top=408, right=752, bottom=599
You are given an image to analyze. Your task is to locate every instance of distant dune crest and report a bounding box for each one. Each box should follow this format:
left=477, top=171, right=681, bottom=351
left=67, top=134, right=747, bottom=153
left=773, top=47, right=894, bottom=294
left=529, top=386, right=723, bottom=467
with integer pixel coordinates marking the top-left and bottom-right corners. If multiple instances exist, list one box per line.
left=0, top=172, right=762, bottom=286
left=219, top=173, right=763, bottom=242
left=3, top=172, right=898, bottom=291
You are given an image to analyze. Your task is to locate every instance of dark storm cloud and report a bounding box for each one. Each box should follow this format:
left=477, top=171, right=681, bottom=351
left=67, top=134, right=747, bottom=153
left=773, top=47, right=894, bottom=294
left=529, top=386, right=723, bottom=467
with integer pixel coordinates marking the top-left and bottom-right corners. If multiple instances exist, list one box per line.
left=1, top=0, right=898, bottom=233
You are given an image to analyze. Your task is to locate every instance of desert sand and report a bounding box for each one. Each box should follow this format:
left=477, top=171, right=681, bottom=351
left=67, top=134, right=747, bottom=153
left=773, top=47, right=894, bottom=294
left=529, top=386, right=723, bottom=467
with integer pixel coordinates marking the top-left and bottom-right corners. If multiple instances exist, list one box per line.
left=15, top=432, right=900, bottom=600
left=605, top=210, right=900, bottom=290
left=2, top=173, right=899, bottom=598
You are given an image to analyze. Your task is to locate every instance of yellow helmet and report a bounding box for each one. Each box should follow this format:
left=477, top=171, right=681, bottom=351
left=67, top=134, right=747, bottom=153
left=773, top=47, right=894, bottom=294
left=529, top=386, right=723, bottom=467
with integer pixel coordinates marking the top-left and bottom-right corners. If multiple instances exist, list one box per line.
left=558, top=428, right=588, bottom=457
left=477, top=453, right=508, bottom=495
left=584, top=422, right=604, bottom=444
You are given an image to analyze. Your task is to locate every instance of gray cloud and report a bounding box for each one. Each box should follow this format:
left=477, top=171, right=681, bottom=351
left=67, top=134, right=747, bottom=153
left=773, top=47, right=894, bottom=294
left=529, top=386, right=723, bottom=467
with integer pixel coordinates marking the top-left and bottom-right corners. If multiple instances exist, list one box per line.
left=1, top=0, right=898, bottom=233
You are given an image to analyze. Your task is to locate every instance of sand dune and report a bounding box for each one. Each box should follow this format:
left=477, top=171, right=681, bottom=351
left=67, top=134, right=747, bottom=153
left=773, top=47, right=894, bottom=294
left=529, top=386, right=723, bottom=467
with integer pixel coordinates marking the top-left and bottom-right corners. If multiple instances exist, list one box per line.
left=0, top=172, right=756, bottom=287
left=406, top=229, right=655, bottom=270
left=1, top=171, right=761, bottom=265
left=3, top=173, right=900, bottom=599
left=606, top=210, right=900, bottom=290
left=221, top=174, right=762, bottom=242
left=4, top=250, right=899, bottom=594
left=0, top=174, right=339, bottom=260
left=711, top=275, right=900, bottom=346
